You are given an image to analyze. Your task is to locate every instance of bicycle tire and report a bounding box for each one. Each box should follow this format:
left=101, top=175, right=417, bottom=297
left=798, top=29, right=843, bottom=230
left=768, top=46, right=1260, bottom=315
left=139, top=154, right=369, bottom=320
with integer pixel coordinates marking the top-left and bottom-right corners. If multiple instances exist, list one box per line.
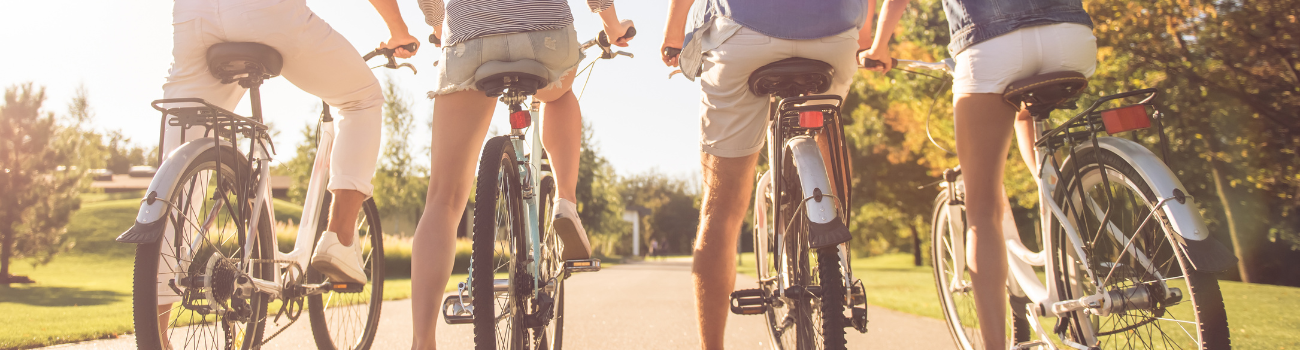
left=1051, top=147, right=1229, bottom=349
left=929, top=189, right=1032, bottom=350
left=471, top=136, right=529, bottom=350
left=533, top=175, right=565, bottom=350
left=131, top=145, right=272, bottom=350
left=306, top=196, right=385, bottom=350
left=755, top=171, right=798, bottom=350
left=778, top=148, right=847, bottom=350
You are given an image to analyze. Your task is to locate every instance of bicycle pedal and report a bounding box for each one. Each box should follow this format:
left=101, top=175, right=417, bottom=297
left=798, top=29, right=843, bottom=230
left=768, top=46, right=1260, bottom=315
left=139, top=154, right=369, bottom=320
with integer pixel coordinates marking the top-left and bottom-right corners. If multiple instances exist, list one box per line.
left=326, top=282, right=364, bottom=293
left=849, top=305, right=868, bottom=333
left=565, top=259, right=601, bottom=273
left=729, top=289, right=769, bottom=315
left=442, top=295, right=474, bottom=325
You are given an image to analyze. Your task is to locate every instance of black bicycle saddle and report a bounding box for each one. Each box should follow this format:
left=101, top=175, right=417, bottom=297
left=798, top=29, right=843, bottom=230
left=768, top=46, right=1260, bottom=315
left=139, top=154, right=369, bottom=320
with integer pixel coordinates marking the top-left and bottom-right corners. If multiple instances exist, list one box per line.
left=748, top=58, right=835, bottom=98
left=207, top=42, right=284, bottom=83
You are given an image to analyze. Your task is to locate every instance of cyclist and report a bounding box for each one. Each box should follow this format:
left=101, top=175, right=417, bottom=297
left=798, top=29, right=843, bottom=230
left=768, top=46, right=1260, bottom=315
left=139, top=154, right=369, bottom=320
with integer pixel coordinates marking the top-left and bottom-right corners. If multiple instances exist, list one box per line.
left=411, top=1, right=633, bottom=348
left=862, top=0, right=1096, bottom=348
left=659, top=0, right=875, bottom=348
left=155, top=0, right=418, bottom=341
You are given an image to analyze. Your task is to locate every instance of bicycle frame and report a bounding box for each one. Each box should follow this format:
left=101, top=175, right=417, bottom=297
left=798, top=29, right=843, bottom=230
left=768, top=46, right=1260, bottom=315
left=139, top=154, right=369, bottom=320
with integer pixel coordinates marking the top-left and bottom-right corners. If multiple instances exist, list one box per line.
left=507, top=100, right=551, bottom=299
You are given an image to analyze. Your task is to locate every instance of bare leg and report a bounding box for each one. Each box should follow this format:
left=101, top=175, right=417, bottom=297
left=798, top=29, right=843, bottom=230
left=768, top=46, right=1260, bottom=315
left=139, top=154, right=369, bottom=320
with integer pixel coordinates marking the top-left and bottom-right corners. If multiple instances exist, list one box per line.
left=410, top=90, right=498, bottom=350
left=1013, top=108, right=1038, bottom=176
left=326, top=189, right=367, bottom=246
left=953, top=93, right=1017, bottom=350
left=157, top=304, right=172, bottom=350
left=693, top=151, right=760, bottom=350
left=535, top=71, right=580, bottom=203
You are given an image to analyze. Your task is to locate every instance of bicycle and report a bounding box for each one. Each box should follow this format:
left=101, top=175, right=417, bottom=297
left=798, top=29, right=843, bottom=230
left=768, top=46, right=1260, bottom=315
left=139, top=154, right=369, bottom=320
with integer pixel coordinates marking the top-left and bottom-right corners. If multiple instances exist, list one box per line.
left=866, top=57, right=1237, bottom=349
left=437, top=28, right=635, bottom=350
left=117, top=43, right=416, bottom=350
left=664, top=49, right=871, bottom=349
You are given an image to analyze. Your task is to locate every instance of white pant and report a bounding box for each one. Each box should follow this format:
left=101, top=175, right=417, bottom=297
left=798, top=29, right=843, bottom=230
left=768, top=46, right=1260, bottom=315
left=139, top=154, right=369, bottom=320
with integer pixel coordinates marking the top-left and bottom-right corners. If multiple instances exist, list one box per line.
left=157, top=0, right=383, bottom=305
left=164, top=0, right=382, bottom=196
left=952, top=23, right=1098, bottom=94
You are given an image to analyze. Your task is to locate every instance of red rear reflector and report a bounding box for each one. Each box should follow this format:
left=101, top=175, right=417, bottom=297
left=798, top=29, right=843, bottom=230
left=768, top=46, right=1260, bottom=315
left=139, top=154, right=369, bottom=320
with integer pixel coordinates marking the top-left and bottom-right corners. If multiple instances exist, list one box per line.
left=509, top=111, right=531, bottom=129
left=1100, top=105, right=1151, bottom=134
left=799, top=111, right=824, bottom=128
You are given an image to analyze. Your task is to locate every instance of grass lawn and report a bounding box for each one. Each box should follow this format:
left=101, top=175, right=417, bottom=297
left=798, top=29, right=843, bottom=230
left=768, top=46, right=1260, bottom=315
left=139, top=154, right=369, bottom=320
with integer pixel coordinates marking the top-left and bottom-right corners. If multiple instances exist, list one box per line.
left=738, top=252, right=1300, bottom=349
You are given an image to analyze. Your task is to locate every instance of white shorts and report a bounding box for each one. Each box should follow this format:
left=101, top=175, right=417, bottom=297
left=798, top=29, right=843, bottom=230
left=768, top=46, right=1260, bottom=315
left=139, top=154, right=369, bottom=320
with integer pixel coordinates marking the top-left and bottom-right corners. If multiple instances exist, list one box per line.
left=952, top=23, right=1098, bottom=94
left=698, top=24, right=859, bottom=158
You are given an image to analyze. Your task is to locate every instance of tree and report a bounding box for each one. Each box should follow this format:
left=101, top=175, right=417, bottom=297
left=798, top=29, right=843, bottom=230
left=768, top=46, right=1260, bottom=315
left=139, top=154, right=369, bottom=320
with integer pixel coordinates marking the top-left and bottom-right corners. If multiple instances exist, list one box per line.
left=275, top=120, right=319, bottom=206
left=371, top=75, right=428, bottom=235
left=619, top=171, right=700, bottom=256
left=0, top=83, right=100, bottom=284
left=574, top=122, right=630, bottom=256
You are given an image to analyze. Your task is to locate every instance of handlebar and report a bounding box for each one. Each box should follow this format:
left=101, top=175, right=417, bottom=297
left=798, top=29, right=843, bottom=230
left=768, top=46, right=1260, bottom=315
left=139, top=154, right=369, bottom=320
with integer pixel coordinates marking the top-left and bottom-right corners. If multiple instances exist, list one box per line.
left=861, top=58, right=956, bottom=73
left=581, top=26, right=637, bottom=59
left=362, top=43, right=419, bottom=74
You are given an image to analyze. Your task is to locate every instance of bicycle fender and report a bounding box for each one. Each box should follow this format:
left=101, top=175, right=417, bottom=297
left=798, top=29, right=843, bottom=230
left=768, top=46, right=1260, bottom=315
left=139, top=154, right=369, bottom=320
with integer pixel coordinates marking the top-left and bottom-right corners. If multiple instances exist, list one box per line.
left=1072, top=137, right=1237, bottom=272
left=116, top=138, right=233, bottom=244
left=787, top=137, right=851, bottom=249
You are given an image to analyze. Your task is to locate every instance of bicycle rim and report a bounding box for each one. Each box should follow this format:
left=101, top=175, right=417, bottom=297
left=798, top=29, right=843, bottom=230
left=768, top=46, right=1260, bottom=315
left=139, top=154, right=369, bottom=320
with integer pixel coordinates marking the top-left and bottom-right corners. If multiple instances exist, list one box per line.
left=1053, top=148, right=1229, bottom=349
left=756, top=175, right=799, bottom=350
left=132, top=146, right=270, bottom=350
left=472, top=137, right=529, bottom=350
left=930, top=190, right=983, bottom=350
left=307, top=197, right=385, bottom=350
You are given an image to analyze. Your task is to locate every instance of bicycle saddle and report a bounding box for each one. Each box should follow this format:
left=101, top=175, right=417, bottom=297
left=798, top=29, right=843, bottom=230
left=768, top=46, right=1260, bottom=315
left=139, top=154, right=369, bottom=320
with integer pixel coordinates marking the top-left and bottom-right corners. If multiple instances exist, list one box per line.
left=207, top=42, right=284, bottom=83
left=474, top=60, right=552, bottom=97
left=1003, top=71, right=1088, bottom=115
left=748, top=58, right=834, bottom=98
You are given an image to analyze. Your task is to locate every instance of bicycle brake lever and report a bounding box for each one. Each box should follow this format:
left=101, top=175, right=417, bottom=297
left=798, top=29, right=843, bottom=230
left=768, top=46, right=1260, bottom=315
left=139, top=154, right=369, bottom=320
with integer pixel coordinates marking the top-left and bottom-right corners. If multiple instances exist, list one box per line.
left=397, top=62, right=418, bottom=74
left=615, top=51, right=634, bottom=58
left=668, top=69, right=683, bottom=79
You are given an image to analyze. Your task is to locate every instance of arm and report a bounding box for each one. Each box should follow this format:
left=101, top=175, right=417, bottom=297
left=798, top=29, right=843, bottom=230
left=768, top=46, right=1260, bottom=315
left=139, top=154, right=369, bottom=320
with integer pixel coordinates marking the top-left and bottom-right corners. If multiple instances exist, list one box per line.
left=660, top=0, right=696, bottom=66
left=595, top=3, right=635, bottom=48
left=859, top=0, right=910, bottom=71
left=857, top=0, right=877, bottom=51
left=369, top=0, right=419, bottom=57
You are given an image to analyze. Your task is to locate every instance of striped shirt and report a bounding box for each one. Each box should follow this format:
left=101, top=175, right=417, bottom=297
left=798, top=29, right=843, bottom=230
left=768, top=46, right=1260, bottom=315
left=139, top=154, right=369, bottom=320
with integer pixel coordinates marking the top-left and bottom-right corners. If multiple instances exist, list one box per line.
left=420, top=0, right=614, bottom=46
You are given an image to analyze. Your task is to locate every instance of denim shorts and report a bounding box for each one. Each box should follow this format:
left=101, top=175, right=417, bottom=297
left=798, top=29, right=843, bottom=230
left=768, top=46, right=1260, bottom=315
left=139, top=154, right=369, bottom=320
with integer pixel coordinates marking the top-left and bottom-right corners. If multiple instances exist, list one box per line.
left=431, top=25, right=583, bottom=97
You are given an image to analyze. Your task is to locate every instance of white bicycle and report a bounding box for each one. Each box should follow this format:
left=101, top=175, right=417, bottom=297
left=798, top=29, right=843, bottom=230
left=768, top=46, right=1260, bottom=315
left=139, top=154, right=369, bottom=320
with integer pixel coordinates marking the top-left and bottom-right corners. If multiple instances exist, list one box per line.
left=117, top=43, right=414, bottom=349
left=867, top=57, right=1237, bottom=349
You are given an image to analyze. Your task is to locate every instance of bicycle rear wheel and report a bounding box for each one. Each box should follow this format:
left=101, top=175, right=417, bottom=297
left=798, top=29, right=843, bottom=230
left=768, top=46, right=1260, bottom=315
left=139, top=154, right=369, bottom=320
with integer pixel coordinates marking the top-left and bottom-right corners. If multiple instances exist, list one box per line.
left=929, top=188, right=1031, bottom=350
left=472, top=136, right=529, bottom=350
left=778, top=149, right=848, bottom=350
left=306, top=196, right=384, bottom=350
left=532, top=175, right=565, bottom=350
left=1052, top=147, right=1229, bottom=349
left=131, top=146, right=272, bottom=350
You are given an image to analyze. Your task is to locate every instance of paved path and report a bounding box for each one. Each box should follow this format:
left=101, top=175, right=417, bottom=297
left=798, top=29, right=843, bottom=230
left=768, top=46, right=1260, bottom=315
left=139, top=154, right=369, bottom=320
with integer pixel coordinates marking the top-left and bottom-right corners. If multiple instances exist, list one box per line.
left=46, top=259, right=954, bottom=349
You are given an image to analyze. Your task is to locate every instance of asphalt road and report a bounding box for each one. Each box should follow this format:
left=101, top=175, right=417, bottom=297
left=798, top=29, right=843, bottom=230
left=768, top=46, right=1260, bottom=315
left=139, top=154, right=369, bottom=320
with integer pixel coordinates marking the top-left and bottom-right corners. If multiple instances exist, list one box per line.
left=46, top=259, right=955, bottom=349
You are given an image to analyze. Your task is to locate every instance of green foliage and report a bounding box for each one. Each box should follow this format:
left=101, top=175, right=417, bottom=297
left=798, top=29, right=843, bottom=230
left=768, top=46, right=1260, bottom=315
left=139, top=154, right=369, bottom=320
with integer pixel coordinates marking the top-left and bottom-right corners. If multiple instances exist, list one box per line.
left=0, top=84, right=104, bottom=282
left=275, top=120, right=318, bottom=205
left=371, top=75, right=429, bottom=236
left=619, top=170, right=700, bottom=256
left=575, top=122, right=631, bottom=256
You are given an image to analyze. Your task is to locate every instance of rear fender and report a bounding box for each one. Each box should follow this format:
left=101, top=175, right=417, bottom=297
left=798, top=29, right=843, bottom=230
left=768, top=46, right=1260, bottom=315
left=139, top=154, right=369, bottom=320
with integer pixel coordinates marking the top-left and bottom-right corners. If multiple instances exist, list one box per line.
left=116, top=138, right=238, bottom=244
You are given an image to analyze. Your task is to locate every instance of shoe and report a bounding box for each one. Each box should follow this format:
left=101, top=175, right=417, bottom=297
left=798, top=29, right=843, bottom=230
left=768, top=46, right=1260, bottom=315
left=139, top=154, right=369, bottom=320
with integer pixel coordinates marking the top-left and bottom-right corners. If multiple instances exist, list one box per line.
left=310, top=231, right=367, bottom=284
left=553, top=199, right=592, bottom=260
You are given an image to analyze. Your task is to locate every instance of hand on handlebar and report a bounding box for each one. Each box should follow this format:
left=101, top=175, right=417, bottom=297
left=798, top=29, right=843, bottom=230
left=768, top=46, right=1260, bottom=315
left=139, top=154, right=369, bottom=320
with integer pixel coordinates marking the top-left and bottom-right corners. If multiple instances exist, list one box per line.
left=363, top=42, right=420, bottom=74
left=859, top=46, right=896, bottom=72
left=381, top=34, right=419, bottom=58
left=601, top=19, right=636, bottom=47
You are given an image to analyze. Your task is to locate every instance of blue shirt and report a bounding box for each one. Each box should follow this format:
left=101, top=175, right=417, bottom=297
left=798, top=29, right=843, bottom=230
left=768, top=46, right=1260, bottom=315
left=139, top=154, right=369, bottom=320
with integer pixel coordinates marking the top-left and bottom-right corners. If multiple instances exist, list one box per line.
left=943, top=0, right=1093, bottom=55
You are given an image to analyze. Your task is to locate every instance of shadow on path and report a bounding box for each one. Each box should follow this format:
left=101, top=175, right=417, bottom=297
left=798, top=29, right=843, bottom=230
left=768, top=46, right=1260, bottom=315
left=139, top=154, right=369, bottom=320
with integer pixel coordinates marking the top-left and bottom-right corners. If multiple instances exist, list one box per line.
left=0, top=285, right=127, bottom=306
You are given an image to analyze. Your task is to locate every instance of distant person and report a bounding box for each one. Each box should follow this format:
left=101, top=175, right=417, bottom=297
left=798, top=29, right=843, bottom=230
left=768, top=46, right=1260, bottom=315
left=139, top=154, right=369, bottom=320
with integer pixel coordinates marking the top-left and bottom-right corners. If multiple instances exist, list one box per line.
left=660, top=0, right=873, bottom=347
left=155, top=0, right=417, bottom=343
left=649, top=239, right=661, bottom=260
left=409, top=0, right=634, bottom=348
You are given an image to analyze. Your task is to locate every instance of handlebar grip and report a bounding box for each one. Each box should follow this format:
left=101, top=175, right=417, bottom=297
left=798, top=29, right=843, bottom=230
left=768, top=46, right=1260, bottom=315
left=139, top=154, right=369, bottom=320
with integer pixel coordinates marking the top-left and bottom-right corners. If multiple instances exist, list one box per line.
left=663, top=47, right=682, bottom=59
left=862, top=58, right=899, bottom=70
left=399, top=43, right=418, bottom=53
left=429, top=33, right=441, bottom=46
left=362, top=50, right=381, bottom=61
left=598, top=26, right=637, bottom=47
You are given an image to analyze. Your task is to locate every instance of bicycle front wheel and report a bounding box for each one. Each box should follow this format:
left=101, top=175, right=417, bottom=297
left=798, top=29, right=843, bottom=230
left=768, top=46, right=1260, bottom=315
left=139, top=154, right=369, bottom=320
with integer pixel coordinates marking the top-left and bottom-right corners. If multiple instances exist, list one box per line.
left=471, top=136, right=529, bottom=350
left=929, top=188, right=1031, bottom=350
left=307, top=196, right=385, bottom=350
left=1052, top=147, right=1229, bottom=349
left=131, top=146, right=272, bottom=350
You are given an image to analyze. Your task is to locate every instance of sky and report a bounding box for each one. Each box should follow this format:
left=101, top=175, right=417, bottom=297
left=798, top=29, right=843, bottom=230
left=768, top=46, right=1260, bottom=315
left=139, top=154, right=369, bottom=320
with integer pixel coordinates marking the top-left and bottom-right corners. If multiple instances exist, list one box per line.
left=0, top=0, right=703, bottom=179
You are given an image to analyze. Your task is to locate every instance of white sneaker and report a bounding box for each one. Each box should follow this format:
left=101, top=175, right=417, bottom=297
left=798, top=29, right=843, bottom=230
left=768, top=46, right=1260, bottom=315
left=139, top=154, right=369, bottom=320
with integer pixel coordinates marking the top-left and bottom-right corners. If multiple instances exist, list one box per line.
left=310, top=231, right=367, bottom=284
left=553, top=199, right=592, bottom=260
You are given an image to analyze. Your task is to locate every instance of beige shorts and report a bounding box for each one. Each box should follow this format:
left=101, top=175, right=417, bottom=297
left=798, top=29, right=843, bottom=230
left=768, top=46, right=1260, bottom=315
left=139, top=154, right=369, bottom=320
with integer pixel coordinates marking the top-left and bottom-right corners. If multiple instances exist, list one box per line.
left=698, top=26, right=860, bottom=158
left=953, top=23, right=1098, bottom=94
left=431, top=25, right=583, bottom=97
